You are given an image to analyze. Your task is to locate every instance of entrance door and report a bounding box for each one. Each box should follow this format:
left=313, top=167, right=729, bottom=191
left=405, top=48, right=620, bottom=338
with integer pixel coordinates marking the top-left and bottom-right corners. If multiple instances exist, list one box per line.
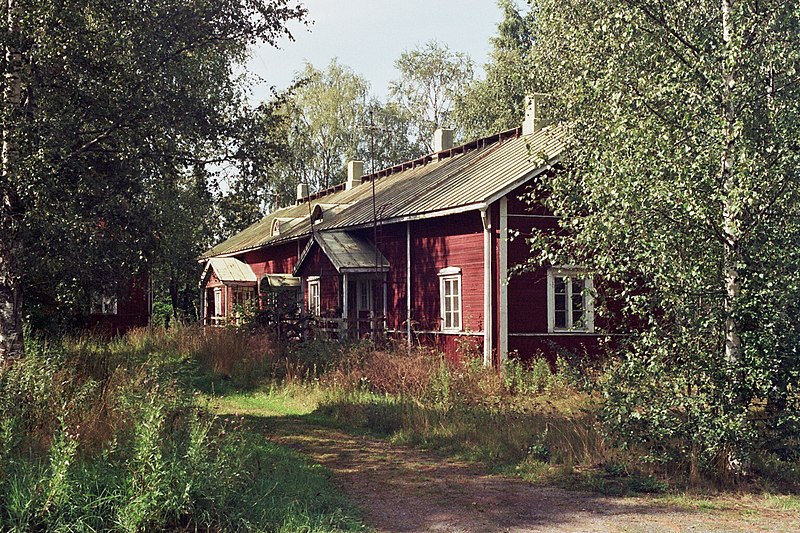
left=356, top=279, right=372, bottom=337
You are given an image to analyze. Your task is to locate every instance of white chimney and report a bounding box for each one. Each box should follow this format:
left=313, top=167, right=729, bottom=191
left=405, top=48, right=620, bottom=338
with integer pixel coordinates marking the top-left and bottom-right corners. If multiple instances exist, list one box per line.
left=296, top=183, right=309, bottom=203
left=346, top=160, right=363, bottom=190
left=522, top=93, right=552, bottom=135
left=433, top=128, right=454, bottom=152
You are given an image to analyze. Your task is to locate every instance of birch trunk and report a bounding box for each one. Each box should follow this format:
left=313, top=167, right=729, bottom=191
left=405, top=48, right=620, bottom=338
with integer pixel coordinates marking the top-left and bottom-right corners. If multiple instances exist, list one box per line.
left=720, top=0, right=746, bottom=478
left=720, top=0, right=743, bottom=368
left=0, top=0, right=24, bottom=362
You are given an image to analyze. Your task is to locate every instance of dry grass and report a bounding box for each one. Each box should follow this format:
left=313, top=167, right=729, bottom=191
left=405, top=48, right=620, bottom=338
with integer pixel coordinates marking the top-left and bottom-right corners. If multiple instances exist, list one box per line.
left=293, top=342, right=621, bottom=485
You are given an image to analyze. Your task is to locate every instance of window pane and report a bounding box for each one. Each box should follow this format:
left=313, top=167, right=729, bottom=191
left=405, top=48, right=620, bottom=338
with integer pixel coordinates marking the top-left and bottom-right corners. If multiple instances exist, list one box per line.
left=555, top=310, right=567, bottom=329
left=555, top=277, right=566, bottom=296
left=555, top=292, right=566, bottom=313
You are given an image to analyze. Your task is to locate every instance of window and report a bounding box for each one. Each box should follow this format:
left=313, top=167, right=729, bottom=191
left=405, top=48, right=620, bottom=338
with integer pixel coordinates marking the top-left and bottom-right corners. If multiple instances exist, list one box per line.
left=91, top=294, right=117, bottom=315
left=438, top=267, right=462, bottom=331
left=232, top=286, right=254, bottom=315
left=213, top=288, right=224, bottom=317
left=307, top=278, right=321, bottom=316
left=547, top=268, right=594, bottom=332
left=357, top=279, right=371, bottom=312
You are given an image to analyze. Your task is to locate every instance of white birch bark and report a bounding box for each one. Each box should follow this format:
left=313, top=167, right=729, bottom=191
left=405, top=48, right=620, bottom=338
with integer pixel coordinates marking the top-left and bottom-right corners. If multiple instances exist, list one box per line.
left=0, top=0, right=24, bottom=361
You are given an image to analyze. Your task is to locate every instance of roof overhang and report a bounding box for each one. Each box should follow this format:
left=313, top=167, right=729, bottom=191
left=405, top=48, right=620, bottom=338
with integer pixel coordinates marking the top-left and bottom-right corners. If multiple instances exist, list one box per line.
left=261, top=273, right=301, bottom=289
left=200, top=257, right=257, bottom=287
left=294, top=231, right=390, bottom=276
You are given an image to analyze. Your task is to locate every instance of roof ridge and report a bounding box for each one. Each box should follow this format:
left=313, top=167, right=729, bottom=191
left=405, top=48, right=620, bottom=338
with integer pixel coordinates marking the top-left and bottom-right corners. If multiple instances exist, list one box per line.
left=297, top=127, right=521, bottom=205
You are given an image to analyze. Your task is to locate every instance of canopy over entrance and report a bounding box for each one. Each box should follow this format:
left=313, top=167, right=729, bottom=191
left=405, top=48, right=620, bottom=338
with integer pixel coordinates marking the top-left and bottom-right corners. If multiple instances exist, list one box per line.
left=295, top=231, right=390, bottom=275
left=201, top=257, right=257, bottom=285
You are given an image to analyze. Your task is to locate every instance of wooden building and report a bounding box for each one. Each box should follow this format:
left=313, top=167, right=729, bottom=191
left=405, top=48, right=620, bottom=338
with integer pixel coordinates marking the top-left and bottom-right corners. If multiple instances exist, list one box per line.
left=88, top=271, right=151, bottom=334
left=200, top=99, right=603, bottom=365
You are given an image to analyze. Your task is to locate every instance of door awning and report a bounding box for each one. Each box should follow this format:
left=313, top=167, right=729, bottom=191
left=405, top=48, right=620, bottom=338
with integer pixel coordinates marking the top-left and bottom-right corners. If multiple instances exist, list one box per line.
left=261, top=274, right=301, bottom=289
left=294, top=231, right=390, bottom=275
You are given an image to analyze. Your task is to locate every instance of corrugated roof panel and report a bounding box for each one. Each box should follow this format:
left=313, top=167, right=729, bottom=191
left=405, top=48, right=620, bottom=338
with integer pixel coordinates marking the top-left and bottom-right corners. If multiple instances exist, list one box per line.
left=203, top=126, right=565, bottom=259
left=208, top=257, right=257, bottom=283
left=263, top=274, right=300, bottom=288
left=316, top=232, right=390, bottom=272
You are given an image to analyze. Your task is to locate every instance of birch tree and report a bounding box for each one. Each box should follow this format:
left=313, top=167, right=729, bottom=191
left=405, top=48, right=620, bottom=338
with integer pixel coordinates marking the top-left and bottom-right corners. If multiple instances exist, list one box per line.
left=388, top=40, right=474, bottom=152
left=529, top=0, right=800, bottom=476
left=455, top=0, right=536, bottom=140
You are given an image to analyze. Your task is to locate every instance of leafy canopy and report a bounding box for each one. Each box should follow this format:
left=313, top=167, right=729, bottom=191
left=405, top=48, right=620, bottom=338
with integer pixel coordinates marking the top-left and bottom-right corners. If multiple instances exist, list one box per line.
left=1, top=0, right=306, bottom=335
left=529, top=0, right=800, bottom=474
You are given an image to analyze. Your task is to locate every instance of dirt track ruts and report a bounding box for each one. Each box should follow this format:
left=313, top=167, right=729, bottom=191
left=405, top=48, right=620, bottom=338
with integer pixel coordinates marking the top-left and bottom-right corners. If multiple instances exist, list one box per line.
left=260, top=418, right=799, bottom=533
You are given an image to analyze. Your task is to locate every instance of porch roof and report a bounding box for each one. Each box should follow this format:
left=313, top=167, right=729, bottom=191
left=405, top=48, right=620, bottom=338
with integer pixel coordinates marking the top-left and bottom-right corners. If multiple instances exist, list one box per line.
left=262, top=273, right=301, bottom=289
left=203, top=257, right=257, bottom=284
left=295, top=231, right=390, bottom=275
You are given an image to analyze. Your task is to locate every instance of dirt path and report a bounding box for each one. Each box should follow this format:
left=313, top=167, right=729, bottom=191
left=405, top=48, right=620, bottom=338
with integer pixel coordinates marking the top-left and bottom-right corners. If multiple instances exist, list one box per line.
left=260, top=418, right=799, bottom=532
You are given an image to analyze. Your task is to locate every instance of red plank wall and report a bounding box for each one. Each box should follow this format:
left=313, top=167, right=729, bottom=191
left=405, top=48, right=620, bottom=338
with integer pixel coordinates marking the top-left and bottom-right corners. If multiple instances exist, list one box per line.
left=406, top=211, right=485, bottom=360
left=88, top=271, right=150, bottom=334
left=365, top=224, right=408, bottom=332
left=239, top=240, right=300, bottom=278
left=499, top=183, right=601, bottom=362
left=295, top=244, right=340, bottom=315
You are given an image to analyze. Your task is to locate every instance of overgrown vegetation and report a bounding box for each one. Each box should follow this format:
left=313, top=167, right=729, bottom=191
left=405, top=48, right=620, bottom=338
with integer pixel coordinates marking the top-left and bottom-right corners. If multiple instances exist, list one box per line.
left=0, top=327, right=363, bottom=532
left=200, top=329, right=800, bottom=495
left=527, top=0, right=800, bottom=480
left=3, top=322, right=797, bottom=529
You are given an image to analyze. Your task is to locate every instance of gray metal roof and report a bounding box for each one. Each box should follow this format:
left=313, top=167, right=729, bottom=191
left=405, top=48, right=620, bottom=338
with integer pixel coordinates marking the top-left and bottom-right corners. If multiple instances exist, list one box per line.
left=205, top=257, right=257, bottom=283
left=202, top=125, right=564, bottom=259
left=295, top=231, right=390, bottom=274
left=262, top=274, right=301, bottom=289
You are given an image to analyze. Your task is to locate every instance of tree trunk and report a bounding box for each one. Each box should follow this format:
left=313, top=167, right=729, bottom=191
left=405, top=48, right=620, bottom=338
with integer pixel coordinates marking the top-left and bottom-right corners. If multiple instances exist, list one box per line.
left=1, top=0, right=24, bottom=362
left=720, top=0, right=743, bottom=368
left=720, top=0, right=746, bottom=478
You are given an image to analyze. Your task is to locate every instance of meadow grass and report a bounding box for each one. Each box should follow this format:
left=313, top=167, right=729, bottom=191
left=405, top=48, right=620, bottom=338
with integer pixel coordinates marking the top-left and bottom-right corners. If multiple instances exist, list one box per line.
left=0, top=326, right=366, bottom=532
left=225, top=340, right=796, bottom=497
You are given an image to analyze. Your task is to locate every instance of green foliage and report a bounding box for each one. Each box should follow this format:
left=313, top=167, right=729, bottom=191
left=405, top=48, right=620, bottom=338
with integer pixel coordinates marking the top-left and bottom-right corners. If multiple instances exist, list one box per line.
left=0, top=330, right=363, bottom=531
left=151, top=298, right=174, bottom=328
left=263, top=60, right=421, bottom=202
left=455, top=0, right=537, bottom=140
left=388, top=40, right=475, bottom=150
left=1, top=0, right=307, bottom=350
left=528, top=0, right=800, bottom=476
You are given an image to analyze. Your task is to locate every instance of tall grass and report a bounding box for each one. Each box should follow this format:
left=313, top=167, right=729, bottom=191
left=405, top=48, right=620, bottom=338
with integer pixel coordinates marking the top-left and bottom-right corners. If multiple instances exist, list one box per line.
left=0, top=327, right=362, bottom=531
left=301, top=345, right=641, bottom=489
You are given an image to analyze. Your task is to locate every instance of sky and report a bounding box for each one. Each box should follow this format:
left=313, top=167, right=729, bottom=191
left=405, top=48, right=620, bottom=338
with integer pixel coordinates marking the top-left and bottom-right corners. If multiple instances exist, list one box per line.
left=245, top=0, right=505, bottom=103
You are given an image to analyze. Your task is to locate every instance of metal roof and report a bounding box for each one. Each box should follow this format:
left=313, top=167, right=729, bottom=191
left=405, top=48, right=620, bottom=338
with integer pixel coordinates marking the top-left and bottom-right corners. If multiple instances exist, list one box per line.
left=262, top=274, right=301, bottom=289
left=295, top=231, right=390, bottom=275
left=204, top=257, right=257, bottom=283
left=202, top=125, right=565, bottom=259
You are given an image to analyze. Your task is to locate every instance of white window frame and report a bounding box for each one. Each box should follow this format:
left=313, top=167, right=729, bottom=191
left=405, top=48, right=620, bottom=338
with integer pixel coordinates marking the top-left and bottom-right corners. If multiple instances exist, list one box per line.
left=213, top=288, right=224, bottom=317
left=356, top=279, right=372, bottom=313
left=547, top=267, right=594, bottom=333
left=438, top=267, right=462, bottom=332
left=91, top=294, right=118, bottom=315
left=307, top=277, right=321, bottom=316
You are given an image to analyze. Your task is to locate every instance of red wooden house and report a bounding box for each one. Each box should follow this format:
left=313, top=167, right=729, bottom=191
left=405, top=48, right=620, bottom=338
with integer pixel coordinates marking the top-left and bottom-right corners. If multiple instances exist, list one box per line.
left=88, top=270, right=151, bottom=334
left=200, top=99, right=602, bottom=365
